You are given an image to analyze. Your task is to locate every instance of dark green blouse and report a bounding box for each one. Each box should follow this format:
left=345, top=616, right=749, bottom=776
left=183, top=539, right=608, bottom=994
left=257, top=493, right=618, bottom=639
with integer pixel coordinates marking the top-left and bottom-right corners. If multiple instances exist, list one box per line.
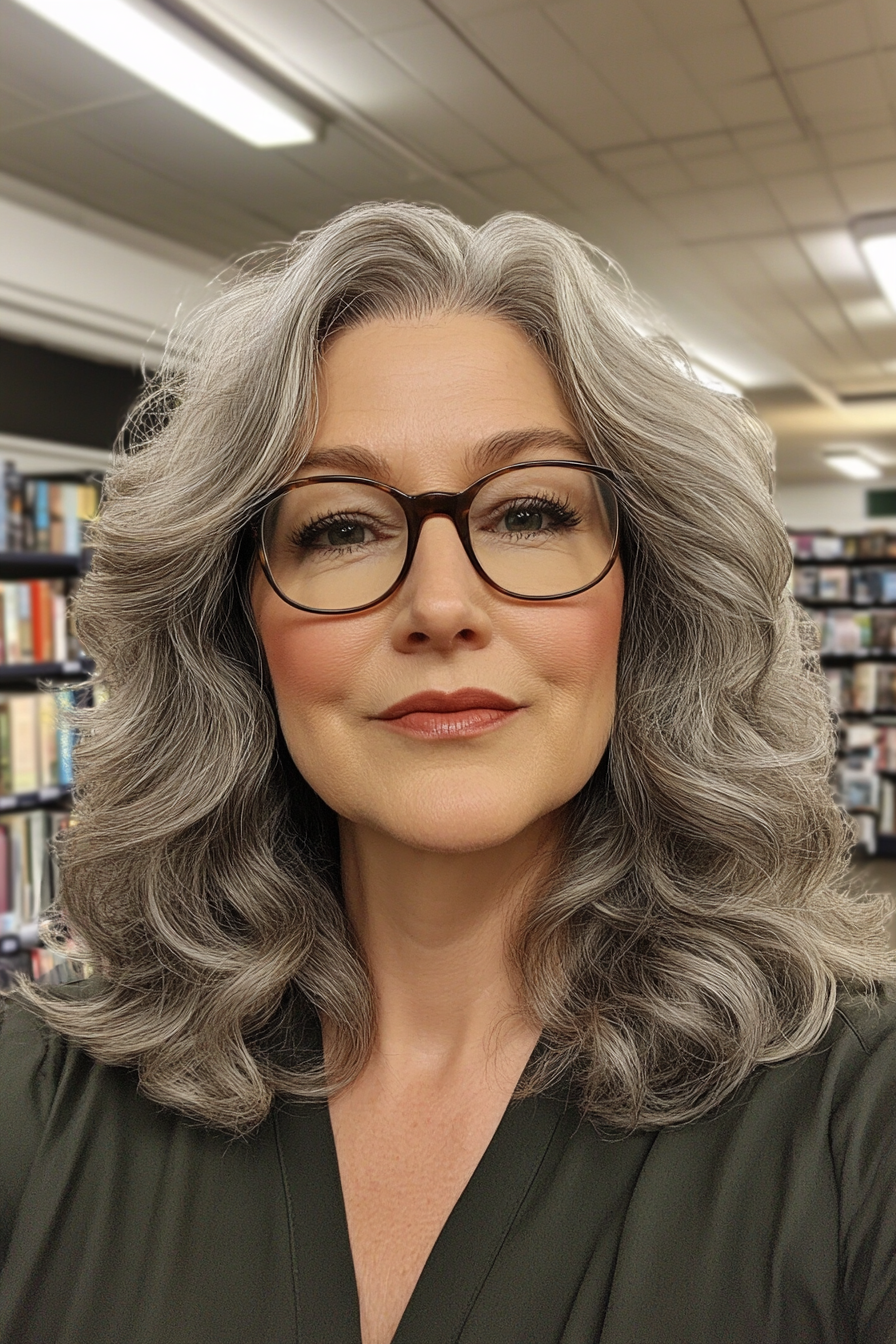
left=1, top=981, right=894, bottom=1344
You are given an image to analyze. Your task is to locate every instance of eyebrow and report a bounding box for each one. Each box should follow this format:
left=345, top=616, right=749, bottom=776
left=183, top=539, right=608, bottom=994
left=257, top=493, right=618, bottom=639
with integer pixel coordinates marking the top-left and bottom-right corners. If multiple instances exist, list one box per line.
left=298, top=429, right=592, bottom=483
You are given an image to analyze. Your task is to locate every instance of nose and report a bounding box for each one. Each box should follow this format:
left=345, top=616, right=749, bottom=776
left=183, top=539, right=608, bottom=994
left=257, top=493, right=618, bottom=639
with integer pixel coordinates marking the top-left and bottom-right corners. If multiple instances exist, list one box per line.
left=389, top=515, right=493, bottom=652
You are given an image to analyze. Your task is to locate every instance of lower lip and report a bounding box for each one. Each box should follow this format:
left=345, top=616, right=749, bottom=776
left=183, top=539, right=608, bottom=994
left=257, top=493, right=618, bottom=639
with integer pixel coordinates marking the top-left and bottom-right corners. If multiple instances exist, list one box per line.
left=379, top=707, right=520, bottom=739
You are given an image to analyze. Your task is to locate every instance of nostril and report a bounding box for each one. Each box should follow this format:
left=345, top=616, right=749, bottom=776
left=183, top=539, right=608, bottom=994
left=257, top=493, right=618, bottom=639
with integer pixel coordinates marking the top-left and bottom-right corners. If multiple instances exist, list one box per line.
left=408, top=631, right=428, bottom=645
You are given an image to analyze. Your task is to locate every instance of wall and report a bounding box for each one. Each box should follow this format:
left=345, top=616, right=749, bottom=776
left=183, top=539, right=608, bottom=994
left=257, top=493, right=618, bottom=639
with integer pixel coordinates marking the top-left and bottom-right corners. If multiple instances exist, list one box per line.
left=0, top=179, right=218, bottom=369
left=774, top=481, right=896, bottom=532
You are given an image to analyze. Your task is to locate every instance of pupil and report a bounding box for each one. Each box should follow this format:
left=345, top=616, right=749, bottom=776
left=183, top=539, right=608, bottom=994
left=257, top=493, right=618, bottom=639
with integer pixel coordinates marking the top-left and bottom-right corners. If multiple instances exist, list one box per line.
left=329, top=521, right=364, bottom=546
left=507, top=507, right=541, bottom=532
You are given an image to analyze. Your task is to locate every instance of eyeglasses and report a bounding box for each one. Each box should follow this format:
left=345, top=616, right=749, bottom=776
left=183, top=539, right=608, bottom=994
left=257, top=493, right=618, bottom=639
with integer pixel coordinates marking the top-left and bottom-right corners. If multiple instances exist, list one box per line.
left=255, top=459, right=621, bottom=615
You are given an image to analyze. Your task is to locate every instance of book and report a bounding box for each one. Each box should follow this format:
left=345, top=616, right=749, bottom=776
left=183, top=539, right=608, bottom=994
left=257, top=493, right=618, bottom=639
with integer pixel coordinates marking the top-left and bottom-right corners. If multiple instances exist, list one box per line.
left=7, top=695, right=38, bottom=794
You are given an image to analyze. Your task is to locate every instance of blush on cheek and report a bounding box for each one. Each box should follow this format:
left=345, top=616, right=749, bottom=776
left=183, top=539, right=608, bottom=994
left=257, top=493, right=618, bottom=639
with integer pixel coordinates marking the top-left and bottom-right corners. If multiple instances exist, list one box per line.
left=523, top=580, right=623, bottom=699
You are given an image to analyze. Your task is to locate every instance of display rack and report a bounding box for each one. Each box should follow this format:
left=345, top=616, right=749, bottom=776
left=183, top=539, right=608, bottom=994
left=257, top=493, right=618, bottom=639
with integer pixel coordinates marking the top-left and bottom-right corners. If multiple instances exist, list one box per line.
left=790, top=529, right=896, bottom=856
left=0, top=469, right=99, bottom=983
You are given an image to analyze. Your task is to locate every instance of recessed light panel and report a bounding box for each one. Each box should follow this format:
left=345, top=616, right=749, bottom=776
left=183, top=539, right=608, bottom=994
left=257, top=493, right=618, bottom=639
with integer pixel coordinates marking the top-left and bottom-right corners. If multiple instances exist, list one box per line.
left=12, top=0, right=320, bottom=147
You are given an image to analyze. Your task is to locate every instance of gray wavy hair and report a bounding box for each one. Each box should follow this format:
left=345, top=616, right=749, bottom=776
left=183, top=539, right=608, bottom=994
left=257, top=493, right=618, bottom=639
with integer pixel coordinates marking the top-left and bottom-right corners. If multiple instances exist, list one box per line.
left=20, top=201, right=895, bottom=1133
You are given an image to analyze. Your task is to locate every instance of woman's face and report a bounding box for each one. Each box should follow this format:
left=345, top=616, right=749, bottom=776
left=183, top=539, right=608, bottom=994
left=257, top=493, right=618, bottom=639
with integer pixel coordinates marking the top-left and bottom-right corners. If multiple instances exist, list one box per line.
left=252, top=312, right=624, bottom=854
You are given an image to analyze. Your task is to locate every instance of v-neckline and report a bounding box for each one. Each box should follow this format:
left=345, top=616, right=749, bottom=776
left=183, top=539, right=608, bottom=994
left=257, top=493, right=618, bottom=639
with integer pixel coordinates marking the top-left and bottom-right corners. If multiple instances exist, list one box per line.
left=274, top=1036, right=568, bottom=1344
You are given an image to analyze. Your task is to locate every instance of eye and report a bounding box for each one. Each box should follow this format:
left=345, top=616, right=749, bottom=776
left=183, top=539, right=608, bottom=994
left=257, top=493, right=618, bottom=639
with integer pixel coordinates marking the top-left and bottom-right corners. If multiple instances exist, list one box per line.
left=495, top=495, right=580, bottom=534
left=296, top=512, right=382, bottom=550
left=503, top=503, right=548, bottom=532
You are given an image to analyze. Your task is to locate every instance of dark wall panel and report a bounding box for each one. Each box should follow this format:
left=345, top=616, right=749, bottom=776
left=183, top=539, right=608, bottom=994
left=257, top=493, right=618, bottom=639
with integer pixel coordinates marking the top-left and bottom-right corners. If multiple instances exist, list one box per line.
left=0, top=336, right=144, bottom=448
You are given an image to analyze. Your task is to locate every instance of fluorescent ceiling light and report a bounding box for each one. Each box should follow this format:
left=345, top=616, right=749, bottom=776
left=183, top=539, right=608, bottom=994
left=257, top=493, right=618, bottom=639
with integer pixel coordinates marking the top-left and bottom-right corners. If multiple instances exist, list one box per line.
left=12, top=0, right=320, bottom=147
left=854, top=214, right=896, bottom=312
left=824, top=451, right=883, bottom=481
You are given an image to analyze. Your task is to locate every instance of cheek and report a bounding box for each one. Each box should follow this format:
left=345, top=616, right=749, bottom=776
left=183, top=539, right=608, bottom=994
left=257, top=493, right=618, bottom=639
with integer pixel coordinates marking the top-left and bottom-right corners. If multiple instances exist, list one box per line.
left=253, top=575, right=385, bottom=729
left=526, top=569, right=623, bottom=707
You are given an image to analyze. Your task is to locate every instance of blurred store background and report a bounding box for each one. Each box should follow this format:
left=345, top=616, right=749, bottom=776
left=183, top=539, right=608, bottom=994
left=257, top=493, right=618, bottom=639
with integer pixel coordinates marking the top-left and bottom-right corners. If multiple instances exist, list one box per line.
left=1, top=0, right=896, bottom=967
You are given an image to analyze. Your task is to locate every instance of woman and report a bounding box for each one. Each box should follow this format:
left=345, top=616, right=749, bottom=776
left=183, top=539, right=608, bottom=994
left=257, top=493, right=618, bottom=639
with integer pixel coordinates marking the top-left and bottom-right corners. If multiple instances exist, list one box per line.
left=0, top=202, right=893, bottom=1344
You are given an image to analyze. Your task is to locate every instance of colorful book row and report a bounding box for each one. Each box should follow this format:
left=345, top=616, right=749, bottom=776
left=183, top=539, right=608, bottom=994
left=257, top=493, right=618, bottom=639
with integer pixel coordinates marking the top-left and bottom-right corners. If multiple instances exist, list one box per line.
left=0, top=690, right=76, bottom=798
left=0, top=578, right=80, bottom=665
left=790, top=531, right=896, bottom=561
left=792, top=566, right=896, bottom=604
left=807, top=609, right=896, bottom=656
left=0, top=464, right=99, bottom=555
left=0, top=807, right=70, bottom=927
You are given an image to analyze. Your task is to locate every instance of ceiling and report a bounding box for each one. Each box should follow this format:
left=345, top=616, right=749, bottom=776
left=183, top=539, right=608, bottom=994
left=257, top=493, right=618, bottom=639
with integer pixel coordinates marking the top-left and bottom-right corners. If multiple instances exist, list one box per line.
left=2, top=0, right=896, bottom=482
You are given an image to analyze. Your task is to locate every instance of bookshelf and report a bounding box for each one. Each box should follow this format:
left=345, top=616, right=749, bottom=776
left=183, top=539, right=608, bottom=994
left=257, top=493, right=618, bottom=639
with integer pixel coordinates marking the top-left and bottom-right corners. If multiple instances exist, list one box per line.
left=790, top=530, right=896, bottom=856
left=0, top=462, right=99, bottom=983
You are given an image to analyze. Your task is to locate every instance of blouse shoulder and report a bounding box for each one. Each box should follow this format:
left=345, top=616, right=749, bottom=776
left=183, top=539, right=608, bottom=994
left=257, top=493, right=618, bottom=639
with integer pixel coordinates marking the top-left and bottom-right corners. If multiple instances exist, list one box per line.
left=823, top=984, right=896, bottom=1341
left=0, top=980, right=103, bottom=1246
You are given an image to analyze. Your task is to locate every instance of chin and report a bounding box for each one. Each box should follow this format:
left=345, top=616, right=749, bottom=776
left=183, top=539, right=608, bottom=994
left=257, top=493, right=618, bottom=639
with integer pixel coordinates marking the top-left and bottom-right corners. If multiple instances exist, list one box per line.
left=353, top=783, right=557, bottom=854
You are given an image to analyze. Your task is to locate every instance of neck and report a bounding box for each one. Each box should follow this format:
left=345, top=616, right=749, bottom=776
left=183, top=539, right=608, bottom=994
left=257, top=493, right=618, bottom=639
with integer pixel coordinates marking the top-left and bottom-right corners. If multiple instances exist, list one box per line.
left=337, top=818, right=556, bottom=1071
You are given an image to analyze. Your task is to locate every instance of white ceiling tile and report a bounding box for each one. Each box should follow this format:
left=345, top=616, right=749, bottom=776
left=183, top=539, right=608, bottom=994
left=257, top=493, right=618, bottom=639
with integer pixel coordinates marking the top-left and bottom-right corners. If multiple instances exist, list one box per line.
left=208, top=0, right=360, bottom=51
left=618, top=161, right=693, bottom=196
left=306, top=38, right=509, bottom=172
left=323, top=0, right=432, bottom=35
left=0, top=118, right=277, bottom=255
left=749, top=235, right=820, bottom=291
left=685, top=152, right=755, bottom=187
left=531, top=155, right=630, bottom=210
left=766, top=171, right=847, bottom=226
left=649, top=191, right=730, bottom=241
left=798, top=228, right=873, bottom=297
left=733, top=119, right=805, bottom=149
left=639, top=0, right=746, bottom=35
left=0, top=86, right=51, bottom=133
left=594, top=45, right=718, bottom=110
left=0, top=1, right=149, bottom=109
left=598, top=143, right=671, bottom=171
left=744, top=140, right=822, bottom=175
left=376, top=22, right=568, bottom=162
left=690, top=238, right=779, bottom=297
left=821, top=123, right=896, bottom=165
left=864, top=0, right=896, bottom=45
left=789, top=56, right=890, bottom=130
left=833, top=159, right=896, bottom=214
left=710, top=76, right=794, bottom=128
left=676, top=26, right=771, bottom=87
left=801, top=301, right=868, bottom=360
left=764, top=1, right=873, bottom=70
left=463, top=163, right=568, bottom=212
left=284, top=124, right=412, bottom=195
left=706, top=184, right=787, bottom=233
left=465, top=8, right=646, bottom=149
left=635, top=94, right=726, bottom=139
left=850, top=325, right=896, bottom=361
left=436, top=0, right=528, bottom=15
left=543, top=0, right=662, bottom=60
left=878, top=50, right=896, bottom=106
left=668, top=131, right=737, bottom=159
left=749, top=0, right=849, bottom=16
left=843, top=298, right=896, bottom=328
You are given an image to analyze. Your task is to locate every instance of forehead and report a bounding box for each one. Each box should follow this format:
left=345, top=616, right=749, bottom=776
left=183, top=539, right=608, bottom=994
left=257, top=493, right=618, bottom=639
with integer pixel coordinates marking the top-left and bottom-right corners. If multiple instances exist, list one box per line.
left=308, top=313, right=583, bottom=487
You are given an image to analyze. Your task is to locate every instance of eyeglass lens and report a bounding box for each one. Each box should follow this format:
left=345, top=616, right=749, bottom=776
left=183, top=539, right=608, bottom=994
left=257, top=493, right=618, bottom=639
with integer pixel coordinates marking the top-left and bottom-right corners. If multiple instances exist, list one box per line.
left=261, top=464, right=618, bottom=612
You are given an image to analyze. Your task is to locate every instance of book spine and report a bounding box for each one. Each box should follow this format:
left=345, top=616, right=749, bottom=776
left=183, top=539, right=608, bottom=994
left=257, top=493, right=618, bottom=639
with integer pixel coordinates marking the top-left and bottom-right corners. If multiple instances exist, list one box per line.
left=37, top=693, right=58, bottom=788
left=4, top=464, right=23, bottom=553
left=0, top=825, right=9, bottom=917
left=56, top=689, right=75, bottom=786
left=51, top=586, right=67, bottom=663
left=8, top=694, right=38, bottom=794
left=2, top=584, right=18, bottom=664
left=16, top=584, right=33, bottom=663
left=33, top=481, right=50, bottom=553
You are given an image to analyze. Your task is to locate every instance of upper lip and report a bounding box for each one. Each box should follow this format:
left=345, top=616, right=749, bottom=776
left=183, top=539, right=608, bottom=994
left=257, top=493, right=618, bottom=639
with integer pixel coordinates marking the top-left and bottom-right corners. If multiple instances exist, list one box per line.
left=376, top=688, right=522, bottom=719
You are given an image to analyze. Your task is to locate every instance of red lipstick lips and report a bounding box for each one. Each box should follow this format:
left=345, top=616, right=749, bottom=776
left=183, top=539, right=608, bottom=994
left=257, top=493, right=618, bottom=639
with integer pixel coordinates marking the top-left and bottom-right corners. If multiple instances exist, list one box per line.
left=376, top=688, right=522, bottom=740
